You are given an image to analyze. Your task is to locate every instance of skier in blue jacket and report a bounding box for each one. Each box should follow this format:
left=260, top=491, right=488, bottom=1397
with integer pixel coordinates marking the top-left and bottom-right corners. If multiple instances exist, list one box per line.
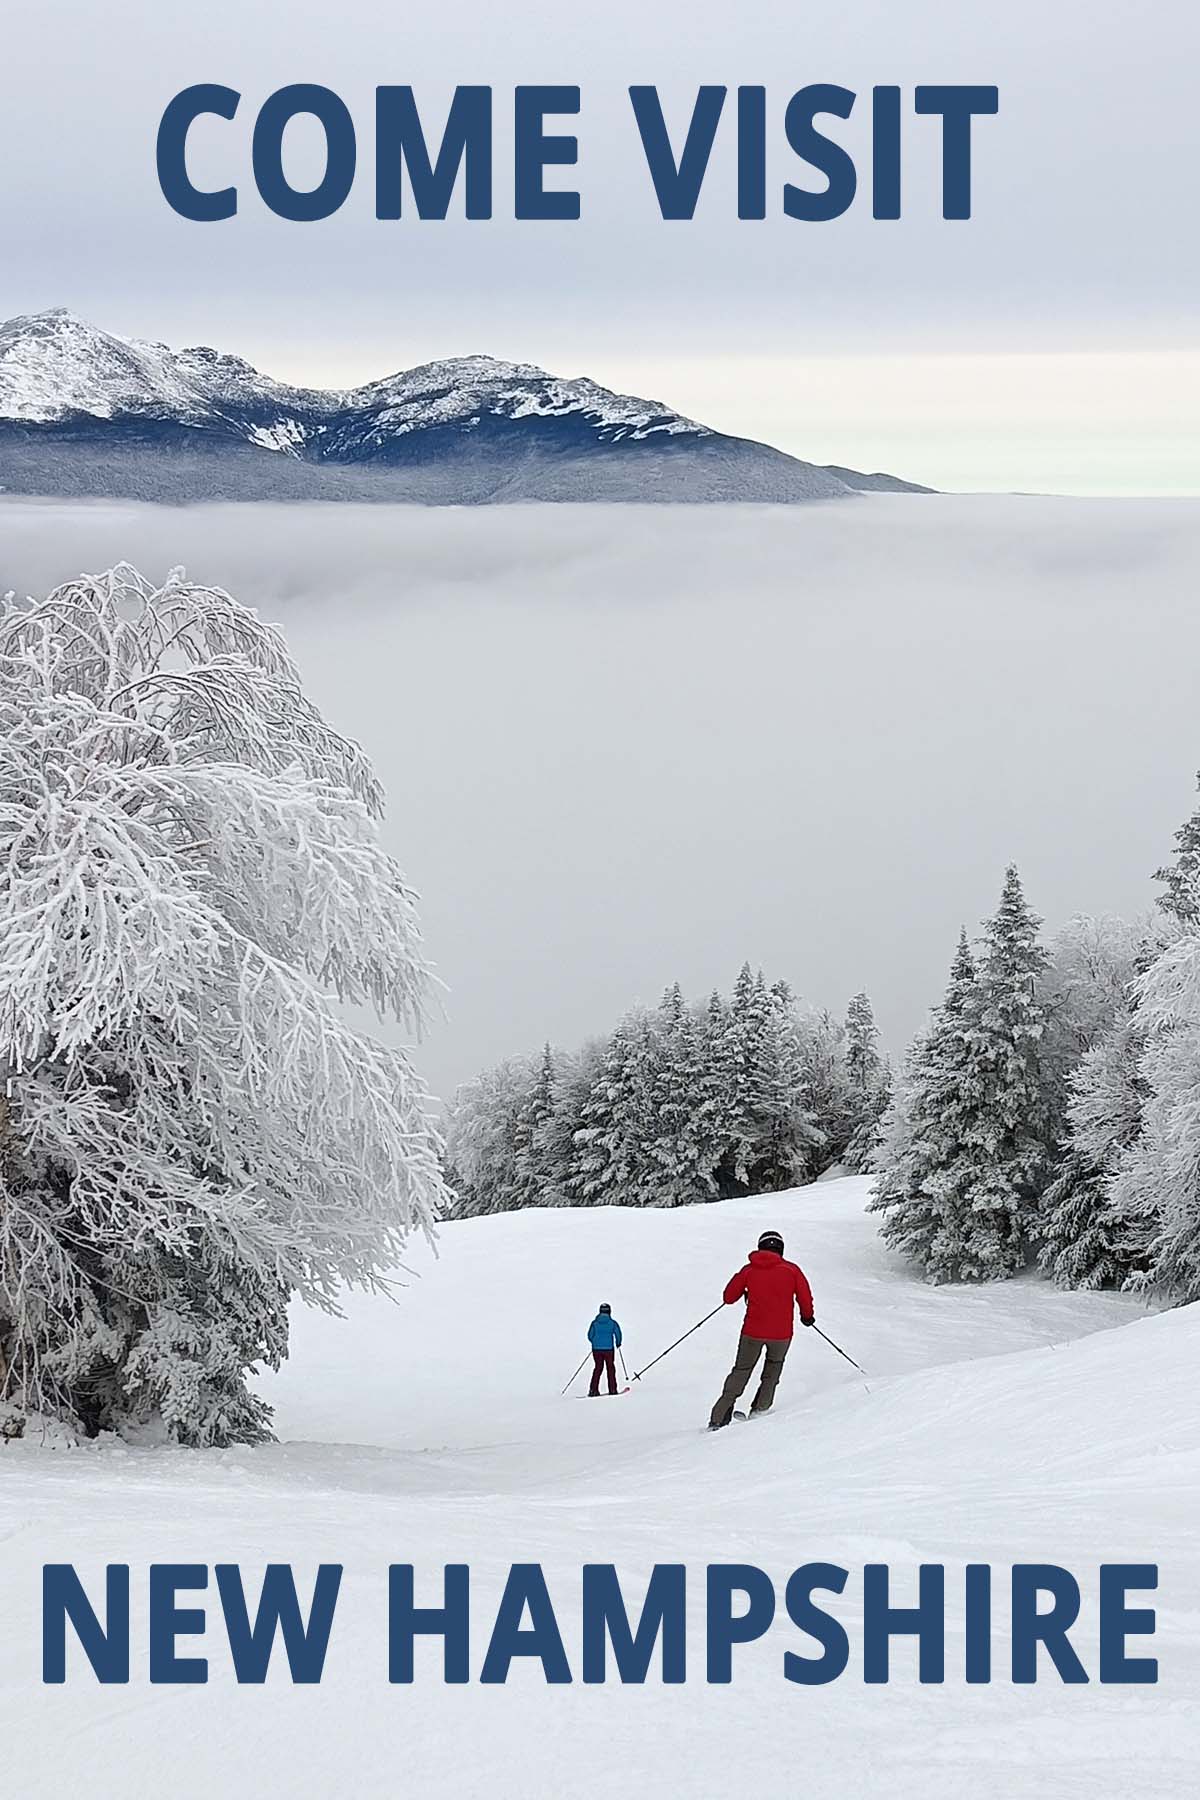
left=587, top=1303, right=623, bottom=1395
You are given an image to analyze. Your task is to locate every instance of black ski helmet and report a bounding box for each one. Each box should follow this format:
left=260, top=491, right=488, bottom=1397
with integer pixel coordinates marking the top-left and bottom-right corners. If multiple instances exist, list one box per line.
left=599, top=1303, right=611, bottom=1314
left=757, top=1231, right=785, bottom=1255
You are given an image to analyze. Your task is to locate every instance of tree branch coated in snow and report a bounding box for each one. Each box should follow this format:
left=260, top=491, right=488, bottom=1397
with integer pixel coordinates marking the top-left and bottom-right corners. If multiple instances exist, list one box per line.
left=0, top=565, right=446, bottom=1445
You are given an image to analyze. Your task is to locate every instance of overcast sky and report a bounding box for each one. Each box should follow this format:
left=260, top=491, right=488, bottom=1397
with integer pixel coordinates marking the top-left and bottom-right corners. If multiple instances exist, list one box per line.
left=3, top=1, right=1198, bottom=490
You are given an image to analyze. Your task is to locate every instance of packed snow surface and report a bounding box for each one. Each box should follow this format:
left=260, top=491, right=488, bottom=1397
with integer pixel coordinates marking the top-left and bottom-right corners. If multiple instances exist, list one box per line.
left=3, top=1175, right=1197, bottom=1797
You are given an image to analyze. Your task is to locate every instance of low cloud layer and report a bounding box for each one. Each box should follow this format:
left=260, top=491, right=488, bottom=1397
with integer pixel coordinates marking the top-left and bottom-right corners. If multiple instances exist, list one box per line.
left=3, top=494, right=1198, bottom=1104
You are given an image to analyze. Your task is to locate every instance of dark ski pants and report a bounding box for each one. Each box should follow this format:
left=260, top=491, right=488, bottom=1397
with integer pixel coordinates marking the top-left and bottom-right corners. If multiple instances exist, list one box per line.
left=589, top=1349, right=617, bottom=1395
left=709, top=1333, right=791, bottom=1427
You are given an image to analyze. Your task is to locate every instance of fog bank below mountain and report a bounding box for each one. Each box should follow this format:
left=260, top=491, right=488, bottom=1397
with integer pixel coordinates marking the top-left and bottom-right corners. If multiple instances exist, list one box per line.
left=2, top=494, right=1196, bottom=1102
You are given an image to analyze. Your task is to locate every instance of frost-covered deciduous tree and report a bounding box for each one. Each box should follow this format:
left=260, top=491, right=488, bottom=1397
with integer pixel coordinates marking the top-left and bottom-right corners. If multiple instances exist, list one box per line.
left=443, top=1055, right=537, bottom=1217
left=1107, top=918, right=1200, bottom=1303
left=0, top=566, right=444, bottom=1444
left=1038, top=912, right=1146, bottom=1131
left=1084, top=783, right=1200, bottom=1301
left=793, top=1006, right=853, bottom=1171
left=1038, top=1007, right=1152, bottom=1289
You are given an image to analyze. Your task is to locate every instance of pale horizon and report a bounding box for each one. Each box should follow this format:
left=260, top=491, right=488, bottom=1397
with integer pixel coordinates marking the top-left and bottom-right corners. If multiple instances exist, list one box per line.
left=7, top=298, right=1197, bottom=496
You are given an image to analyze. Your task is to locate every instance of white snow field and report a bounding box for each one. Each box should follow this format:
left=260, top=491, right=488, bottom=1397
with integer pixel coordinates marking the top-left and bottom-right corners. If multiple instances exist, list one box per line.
left=3, top=1174, right=1199, bottom=1798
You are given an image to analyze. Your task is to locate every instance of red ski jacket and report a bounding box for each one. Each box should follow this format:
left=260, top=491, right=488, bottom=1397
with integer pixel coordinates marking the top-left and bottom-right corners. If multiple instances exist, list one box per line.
left=723, top=1250, right=814, bottom=1340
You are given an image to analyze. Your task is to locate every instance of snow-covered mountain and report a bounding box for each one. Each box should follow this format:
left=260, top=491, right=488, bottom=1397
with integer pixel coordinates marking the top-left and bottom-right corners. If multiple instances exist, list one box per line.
left=0, top=310, right=931, bottom=503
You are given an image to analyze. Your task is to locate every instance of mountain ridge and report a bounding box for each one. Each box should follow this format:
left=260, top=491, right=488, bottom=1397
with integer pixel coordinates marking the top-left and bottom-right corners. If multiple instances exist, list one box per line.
left=0, top=310, right=934, bottom=504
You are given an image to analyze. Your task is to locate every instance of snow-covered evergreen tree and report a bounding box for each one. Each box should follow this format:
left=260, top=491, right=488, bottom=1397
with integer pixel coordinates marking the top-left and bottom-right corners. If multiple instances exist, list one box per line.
left=511, top=1043, right=562, bottom=1209
left=700, top=987, right=741, bottom=1197
left=0, top=566, right=444, bottom=1444
left=569, top=1011, right=661, bottom=1205
left=720, top=964, right=769, bottom=1191
left=446, top=962, right=864, bottom=1220
left=744, top=982, right=826, bottom=1192
left=541, top=1040, right=601, bottom=1204
left=872, top=868, right=1053, bottom=1283
left=714, top=966, right=824, bottom=1194
left=1154, top=773, right=1200, bottom=925
left=869, top=932, right=981, bottom=1276
left=700, top=964, right=754, bottom=1195
left=639, top=985, right=720, bottom=1206
left=960, top=864, right=1055, bottom=1274
left=842, top=992, right=892, bottom=1172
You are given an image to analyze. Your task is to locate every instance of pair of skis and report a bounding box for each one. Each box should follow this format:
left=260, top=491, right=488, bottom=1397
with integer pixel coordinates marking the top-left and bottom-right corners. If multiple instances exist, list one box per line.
left=561, top=1345, right=632, bottom=1396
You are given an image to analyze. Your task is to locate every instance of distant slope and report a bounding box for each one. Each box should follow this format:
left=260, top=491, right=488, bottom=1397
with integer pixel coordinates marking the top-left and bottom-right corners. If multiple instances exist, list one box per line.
left=260, top=1174, right=1145, bottom=1450
left=820, top=462, right=937, bottom=495
left=0, top=310, right=933, bottom=504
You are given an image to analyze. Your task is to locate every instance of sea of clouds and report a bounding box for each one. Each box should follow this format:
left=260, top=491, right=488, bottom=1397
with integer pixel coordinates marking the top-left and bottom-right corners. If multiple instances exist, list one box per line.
left=3, top=493, right=1197, bottom=1104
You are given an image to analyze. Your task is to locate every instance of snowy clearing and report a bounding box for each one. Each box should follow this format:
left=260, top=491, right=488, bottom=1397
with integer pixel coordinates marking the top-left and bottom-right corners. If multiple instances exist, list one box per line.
left=4, top=1174, right=1197, bottom=1798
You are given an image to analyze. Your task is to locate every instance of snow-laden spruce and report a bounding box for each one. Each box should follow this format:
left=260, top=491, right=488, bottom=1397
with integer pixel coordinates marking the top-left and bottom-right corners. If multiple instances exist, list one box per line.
left=444, top=966, right=864, bottom=1215
left=872, top=886, right=1148, bottom=1287
left=841, top=991, right=892, bottom=1172
left=0, top=565, right=445, bottom=1444
left=871, top=870, right=1054, bottom=1282
left=870, top=932, right=984, bottom=1277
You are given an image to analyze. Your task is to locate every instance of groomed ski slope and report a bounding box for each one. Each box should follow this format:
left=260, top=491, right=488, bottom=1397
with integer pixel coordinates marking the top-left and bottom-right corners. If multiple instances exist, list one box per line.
left=4, top=1175, right=1200, bottom=1798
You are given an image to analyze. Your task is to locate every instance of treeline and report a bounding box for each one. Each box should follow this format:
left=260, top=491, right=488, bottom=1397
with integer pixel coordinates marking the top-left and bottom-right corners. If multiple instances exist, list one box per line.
left=445, top=772, right=1200, bottom=1308
left=873, top=773, right=1200, bottom=1301
left=444, top=966, right=892, bottom=1215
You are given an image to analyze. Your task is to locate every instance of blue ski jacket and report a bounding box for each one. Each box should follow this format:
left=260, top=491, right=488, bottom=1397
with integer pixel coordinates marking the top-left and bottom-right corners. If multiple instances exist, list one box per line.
left=588, top=1313, right=622, bottom=1350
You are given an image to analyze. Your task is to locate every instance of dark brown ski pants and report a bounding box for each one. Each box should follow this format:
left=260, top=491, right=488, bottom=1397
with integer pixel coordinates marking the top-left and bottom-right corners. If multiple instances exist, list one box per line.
left=709, top=1333, right=791, bottom=1427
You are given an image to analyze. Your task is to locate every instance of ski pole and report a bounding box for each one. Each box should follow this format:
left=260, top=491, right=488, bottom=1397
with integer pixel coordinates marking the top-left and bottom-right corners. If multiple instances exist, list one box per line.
left=812, top=1325, right=867, bottom=1376
left=631, top=1304, right=724, bottom=1381
left=560, top=1351, right=590, bottom=1395
left=618, top=1346, right=630, bottom=1384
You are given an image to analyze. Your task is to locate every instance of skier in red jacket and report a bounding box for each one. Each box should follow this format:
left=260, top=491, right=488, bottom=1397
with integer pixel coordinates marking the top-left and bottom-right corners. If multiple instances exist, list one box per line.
left=708, top=1230, right=815, bottom=1430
